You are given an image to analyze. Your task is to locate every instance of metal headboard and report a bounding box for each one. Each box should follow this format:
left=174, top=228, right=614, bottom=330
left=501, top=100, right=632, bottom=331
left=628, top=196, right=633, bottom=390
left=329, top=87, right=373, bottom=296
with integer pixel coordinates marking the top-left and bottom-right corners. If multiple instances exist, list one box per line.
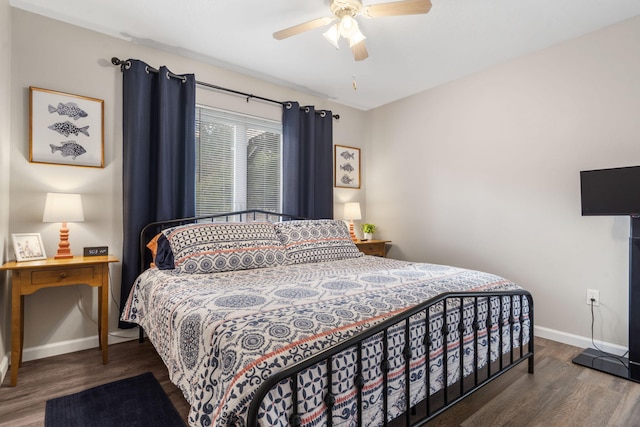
left=138, top=209, right=305, bottom=274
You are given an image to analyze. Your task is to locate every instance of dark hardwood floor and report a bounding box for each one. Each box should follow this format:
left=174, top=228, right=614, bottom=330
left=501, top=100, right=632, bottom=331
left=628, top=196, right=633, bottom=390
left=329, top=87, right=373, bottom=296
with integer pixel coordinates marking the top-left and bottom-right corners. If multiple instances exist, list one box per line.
left=1, top=337, right=639, bottom=426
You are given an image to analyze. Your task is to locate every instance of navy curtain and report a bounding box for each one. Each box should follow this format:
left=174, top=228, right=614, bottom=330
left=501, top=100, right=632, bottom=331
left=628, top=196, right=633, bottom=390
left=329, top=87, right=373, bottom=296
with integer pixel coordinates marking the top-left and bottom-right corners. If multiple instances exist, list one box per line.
left=282, top=102, right=333, bottom=219
left=119, top=59, right=196, bottom=328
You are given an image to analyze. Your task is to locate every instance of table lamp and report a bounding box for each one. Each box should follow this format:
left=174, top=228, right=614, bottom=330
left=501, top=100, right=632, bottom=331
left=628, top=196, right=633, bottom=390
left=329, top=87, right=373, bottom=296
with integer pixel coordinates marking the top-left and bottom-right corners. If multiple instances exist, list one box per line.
left=43, top=193, right=84, bottom=259
left=343, top=202, right=361, bottom=242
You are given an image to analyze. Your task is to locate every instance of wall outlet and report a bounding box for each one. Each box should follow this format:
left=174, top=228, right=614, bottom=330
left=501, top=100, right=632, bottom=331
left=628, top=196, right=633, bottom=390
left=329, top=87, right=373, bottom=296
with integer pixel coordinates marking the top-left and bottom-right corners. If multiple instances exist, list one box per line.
left=586, top=289, right=600, bottom=306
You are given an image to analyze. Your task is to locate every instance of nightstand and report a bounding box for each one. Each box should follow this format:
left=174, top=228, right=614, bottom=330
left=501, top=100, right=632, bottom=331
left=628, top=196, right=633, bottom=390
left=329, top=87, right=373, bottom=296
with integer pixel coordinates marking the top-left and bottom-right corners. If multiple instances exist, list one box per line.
left=0, top=255, right=118, bottom=386
left=355, top=240, right=391, bottom=257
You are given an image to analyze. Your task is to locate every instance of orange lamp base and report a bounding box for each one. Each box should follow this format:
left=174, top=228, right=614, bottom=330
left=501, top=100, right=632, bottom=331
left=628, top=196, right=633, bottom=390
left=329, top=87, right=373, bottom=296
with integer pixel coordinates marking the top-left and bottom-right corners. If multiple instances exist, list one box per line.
left=54, top=222, right=74, bottom=259
left=349, top=221, right=358, bottom=242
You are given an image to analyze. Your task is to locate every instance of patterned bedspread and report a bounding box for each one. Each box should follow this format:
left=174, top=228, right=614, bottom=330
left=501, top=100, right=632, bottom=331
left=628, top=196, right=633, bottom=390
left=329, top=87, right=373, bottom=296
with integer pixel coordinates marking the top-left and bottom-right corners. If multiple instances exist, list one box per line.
left=121, top=256, right=528, bottom=427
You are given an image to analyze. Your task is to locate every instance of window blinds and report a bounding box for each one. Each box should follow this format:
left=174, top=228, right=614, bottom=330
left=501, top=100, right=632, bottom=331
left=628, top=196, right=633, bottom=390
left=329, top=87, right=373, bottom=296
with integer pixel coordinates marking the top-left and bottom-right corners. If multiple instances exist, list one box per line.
left=195, top=106, right=282, bottom=216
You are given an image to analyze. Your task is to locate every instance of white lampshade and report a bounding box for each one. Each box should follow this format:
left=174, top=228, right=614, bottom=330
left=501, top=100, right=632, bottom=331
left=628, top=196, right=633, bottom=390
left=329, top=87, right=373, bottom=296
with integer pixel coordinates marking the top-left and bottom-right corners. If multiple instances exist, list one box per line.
left=323, top=23, right=340, bottom=49
left=349, top=30, right=366, bottom=48
left=344, top=202, right=362, bottom=221
left=43, top=193, right=84, bottom=223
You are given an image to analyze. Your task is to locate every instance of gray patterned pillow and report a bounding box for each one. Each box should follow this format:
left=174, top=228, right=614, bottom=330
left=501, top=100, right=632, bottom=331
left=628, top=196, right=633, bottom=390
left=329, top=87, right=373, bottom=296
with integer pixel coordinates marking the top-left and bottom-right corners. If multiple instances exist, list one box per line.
left=274, top=219, right=363, bottom=264
left=162, top=222, right=287, bottom=274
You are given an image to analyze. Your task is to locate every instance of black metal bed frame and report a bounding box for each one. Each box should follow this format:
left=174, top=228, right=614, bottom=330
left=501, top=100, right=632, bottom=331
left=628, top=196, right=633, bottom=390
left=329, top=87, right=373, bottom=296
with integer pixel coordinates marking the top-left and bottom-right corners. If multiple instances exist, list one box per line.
left=247, top=290, right=534, bottom=426
left=136, top=210, right=534, bottom=426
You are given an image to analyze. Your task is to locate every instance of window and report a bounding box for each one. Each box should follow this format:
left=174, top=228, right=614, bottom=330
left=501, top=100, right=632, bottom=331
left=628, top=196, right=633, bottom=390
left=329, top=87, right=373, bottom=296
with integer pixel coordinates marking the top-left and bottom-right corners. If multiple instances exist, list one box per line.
left=195, top=106, right=282, bottom=216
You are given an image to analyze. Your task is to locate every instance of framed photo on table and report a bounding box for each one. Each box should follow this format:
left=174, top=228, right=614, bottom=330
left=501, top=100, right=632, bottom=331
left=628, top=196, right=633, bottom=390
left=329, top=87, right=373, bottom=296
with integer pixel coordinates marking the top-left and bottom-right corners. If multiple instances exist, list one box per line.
left=29, top=86, right=104, bottom=168
left=12, top=233, right=47, bottom=262
left=334, top=145, right=361, bottom=189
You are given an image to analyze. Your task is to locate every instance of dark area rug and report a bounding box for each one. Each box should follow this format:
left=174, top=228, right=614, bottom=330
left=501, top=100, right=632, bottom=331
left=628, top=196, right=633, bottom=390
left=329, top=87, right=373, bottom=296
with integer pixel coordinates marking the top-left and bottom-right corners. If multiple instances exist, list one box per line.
left=45, top=372, right=186, bottom=427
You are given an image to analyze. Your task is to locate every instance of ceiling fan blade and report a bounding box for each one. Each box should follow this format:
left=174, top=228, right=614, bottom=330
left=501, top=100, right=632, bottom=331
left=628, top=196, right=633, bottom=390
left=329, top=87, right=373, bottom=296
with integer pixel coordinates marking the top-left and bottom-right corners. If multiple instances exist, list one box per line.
left=364, top=0, right=432, bottom=18
left=351, top=40, right=369, bottom=61
left=273, top=16, right=334, bottom=40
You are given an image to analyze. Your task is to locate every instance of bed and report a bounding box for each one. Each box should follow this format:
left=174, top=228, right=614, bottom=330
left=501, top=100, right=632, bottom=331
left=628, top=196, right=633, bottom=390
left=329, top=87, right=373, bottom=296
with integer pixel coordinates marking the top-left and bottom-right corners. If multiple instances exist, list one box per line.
left=121, top=210, right=534, bottom=427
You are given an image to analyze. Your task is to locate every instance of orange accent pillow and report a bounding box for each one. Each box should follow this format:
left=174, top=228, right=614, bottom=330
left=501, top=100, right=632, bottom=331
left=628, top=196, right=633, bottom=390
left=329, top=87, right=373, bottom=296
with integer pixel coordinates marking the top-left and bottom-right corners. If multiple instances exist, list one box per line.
left=146, top=233, right=162, bottom=268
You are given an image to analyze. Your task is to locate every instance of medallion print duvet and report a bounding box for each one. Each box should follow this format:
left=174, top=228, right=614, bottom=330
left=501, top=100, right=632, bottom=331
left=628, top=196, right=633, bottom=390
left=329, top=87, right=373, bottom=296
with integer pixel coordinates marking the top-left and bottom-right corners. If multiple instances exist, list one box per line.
left=121, top=256, right=529, bottom=427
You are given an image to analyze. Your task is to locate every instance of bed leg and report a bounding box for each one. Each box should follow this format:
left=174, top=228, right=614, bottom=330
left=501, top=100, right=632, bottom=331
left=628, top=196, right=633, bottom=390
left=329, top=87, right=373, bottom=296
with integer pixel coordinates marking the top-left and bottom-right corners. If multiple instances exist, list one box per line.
left=528, top=355, right=534, bottom=374
left=138, top=326, right=145, bottom=343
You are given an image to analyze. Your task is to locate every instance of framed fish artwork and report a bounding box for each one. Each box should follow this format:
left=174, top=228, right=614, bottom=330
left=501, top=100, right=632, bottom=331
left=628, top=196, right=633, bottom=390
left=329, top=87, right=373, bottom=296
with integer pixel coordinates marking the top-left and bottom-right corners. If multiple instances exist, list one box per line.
left=334, top=144, right=361, bottom=189
left=29, top=87, right=104, bottom=168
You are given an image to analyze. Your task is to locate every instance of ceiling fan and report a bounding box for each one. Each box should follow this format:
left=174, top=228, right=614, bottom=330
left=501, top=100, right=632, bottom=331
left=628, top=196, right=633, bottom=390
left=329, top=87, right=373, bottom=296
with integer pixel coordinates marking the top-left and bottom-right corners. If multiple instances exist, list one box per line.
left=273, top=0, right=432, bottom=61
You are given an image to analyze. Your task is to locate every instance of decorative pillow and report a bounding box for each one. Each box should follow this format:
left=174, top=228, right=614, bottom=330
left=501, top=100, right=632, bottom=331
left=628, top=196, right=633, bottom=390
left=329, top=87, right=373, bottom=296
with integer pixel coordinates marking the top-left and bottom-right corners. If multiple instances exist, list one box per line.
left=146, top=233, right=161, bottom=268
left=274, top=219, right=363, bottom=264
left=162, top=222, right=287, bottom=274
left=146, top=233, right=175, bottom=270
left=154, top=234, right=175, bottom=270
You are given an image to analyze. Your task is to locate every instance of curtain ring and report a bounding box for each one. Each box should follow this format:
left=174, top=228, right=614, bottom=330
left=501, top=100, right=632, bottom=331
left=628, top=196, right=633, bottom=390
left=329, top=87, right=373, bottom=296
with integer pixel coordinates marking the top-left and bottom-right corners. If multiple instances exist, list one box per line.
left=285, top=102, right=292, bottom=110
left=145, top=65, right=150, bottom=74
left=182, top=76, right=187, bottom=83
left=124, top=60, right=132, bottom=70
left=166, top=71, right=171, bottom=80
left=304, top=107, right=310, bottom=113
left=320, top=111, right=326, bottom=118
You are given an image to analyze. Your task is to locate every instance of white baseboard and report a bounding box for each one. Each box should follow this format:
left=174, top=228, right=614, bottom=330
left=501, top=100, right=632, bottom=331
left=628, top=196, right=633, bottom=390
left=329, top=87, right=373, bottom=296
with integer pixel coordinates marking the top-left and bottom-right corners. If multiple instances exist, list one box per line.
left=21, top=330, right=139, bottom=363
left=534, top=325, right=628, bottom=356
left=0, top=331, right=138, bottom=388
left=0, top=352, right=8, bottom=386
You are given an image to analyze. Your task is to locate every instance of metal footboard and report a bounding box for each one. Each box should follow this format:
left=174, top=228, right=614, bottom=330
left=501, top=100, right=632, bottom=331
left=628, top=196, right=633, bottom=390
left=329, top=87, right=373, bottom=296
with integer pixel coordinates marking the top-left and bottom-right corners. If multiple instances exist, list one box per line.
left=247, top=290, right=534, bottom=426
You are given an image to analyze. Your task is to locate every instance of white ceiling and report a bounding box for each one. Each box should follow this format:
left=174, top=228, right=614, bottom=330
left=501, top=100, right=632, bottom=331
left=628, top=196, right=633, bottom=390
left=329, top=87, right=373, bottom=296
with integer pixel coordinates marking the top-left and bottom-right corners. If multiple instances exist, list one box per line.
left=10, top=0, right=640, bottom=111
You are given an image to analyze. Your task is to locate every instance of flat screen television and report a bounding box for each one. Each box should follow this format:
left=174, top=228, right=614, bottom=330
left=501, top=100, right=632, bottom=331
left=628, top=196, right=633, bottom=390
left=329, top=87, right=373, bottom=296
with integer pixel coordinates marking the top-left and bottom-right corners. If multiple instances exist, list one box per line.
left=581, top=166, right=640, bottom=216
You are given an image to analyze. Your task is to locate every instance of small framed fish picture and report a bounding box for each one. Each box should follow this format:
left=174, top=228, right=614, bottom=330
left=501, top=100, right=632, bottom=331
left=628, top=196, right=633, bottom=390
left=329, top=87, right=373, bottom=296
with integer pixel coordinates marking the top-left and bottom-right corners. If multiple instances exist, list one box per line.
left=334, top=144, right=361, bottom=189
left=29, top=86, right=104, bottom=168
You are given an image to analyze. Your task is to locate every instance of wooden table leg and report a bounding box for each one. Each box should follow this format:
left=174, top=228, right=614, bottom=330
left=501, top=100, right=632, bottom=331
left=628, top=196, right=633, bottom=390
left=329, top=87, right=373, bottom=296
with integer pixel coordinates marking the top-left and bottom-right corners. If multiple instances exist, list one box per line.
left=19, top=295, right=24, bottom=366
left=10, top=276, right=22, bottom=386
left=99, top=264, right=109, bottom=364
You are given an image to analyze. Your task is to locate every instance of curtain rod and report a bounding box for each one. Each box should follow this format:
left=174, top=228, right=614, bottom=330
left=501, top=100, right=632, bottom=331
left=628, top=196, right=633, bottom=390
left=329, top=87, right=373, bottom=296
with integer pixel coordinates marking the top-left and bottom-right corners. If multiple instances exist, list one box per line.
left=111, top=57, right=340, bottom=120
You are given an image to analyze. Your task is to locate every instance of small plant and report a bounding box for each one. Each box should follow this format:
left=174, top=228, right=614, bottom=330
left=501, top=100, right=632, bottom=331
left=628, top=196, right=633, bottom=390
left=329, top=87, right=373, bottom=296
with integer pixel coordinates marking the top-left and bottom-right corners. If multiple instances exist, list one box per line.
left=361, top=223, right=376, bottom=234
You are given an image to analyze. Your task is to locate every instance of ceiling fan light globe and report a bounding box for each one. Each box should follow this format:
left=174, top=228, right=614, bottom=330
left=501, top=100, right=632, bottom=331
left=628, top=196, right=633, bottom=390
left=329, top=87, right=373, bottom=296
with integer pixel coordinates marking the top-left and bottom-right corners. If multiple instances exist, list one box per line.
left=349, top=30, right=366, bottom=48
left=323, top=24, right=341, bottom=49
left=339, top=15, right=359, bottom=38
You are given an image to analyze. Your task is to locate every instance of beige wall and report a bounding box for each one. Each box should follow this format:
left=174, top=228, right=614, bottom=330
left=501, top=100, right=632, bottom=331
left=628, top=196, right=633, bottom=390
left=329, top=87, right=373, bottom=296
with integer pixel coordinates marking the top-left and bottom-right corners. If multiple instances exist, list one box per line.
left=4, top=8, right=367, bottom=365
left=366, top=16, right=640, bottom=351
left=0, top=0, right=12, bottom=384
